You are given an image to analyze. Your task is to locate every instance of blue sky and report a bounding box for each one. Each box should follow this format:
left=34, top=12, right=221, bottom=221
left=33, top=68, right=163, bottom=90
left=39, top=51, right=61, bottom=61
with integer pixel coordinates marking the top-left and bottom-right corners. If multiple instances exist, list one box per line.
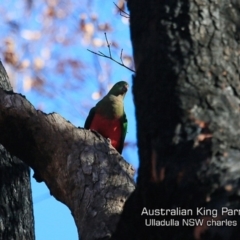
left=0, top=1, right=138, bottom=239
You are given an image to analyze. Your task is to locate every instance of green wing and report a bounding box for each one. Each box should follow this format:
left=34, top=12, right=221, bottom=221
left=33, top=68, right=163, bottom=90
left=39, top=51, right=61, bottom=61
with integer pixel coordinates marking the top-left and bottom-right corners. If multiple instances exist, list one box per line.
left=118, top=112, right=127, bottom=154
left=84, top=107, right=96, bottom=129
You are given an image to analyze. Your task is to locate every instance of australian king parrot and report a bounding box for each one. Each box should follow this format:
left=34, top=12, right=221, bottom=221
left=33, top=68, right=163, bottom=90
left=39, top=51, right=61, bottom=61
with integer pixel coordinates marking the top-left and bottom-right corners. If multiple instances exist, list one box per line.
left=84, top=81, right=128, bottom=154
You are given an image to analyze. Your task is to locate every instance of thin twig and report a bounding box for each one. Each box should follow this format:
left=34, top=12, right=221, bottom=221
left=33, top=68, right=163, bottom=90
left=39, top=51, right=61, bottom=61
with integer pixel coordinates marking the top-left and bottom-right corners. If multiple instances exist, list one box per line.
left=113, top=2, right=130, bottom=18
left=87, top=33, right=135, bottom=73
left=105, top=32, right=112, bottom=58
left=120, top=49, right=124, bottom=65
left=87, top=49, right=135, bottom=73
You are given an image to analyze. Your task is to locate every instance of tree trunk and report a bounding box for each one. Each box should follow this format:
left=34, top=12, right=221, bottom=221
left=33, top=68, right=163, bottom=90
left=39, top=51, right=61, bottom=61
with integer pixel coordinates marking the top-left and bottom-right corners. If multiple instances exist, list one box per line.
left=113, top=1, right=240, bottom=239
left=0, top=62, right=35, bottom=240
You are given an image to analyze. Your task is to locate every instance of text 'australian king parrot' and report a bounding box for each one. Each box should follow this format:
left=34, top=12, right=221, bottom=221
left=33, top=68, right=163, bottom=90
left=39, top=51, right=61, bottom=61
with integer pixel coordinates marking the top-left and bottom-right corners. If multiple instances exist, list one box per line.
left=84, top=81, right=128, bottom=154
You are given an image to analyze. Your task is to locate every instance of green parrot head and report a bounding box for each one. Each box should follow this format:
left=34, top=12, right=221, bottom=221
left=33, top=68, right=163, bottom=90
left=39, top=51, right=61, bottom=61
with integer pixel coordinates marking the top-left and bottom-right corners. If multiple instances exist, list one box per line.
left=108, top=81, right=129, bottom=98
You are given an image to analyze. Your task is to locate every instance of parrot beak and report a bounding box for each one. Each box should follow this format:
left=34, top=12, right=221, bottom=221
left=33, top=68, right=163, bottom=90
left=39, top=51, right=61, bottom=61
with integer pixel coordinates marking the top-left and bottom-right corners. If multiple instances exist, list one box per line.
left=122, top=84, right=128, bottom=94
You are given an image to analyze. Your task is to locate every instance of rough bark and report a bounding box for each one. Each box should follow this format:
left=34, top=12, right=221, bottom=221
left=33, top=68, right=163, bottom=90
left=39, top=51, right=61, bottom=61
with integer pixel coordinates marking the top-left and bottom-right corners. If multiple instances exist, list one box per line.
left=0, top=62, right=35, bottom=240
left=0, top=64, right=135, bottom=240
left=113, top=1, right=240, bottom=240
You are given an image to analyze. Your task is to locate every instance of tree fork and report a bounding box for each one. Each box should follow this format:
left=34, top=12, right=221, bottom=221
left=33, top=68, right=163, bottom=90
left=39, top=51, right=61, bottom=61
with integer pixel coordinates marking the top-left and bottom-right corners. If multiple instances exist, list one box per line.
left=0, top=62, right=135, bottom=240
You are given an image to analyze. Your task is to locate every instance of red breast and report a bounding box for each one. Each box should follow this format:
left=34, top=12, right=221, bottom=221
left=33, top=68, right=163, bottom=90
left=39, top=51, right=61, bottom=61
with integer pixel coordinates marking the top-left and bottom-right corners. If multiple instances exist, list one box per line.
left=90, top=113, right=122, bottom=150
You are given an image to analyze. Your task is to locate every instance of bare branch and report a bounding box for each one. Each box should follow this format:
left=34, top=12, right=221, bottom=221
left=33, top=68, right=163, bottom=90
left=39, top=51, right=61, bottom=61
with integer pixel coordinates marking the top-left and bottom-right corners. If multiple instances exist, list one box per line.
left=88, top=33, right=135, bottom=73
left=113, top=2, right=130, bottom=18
